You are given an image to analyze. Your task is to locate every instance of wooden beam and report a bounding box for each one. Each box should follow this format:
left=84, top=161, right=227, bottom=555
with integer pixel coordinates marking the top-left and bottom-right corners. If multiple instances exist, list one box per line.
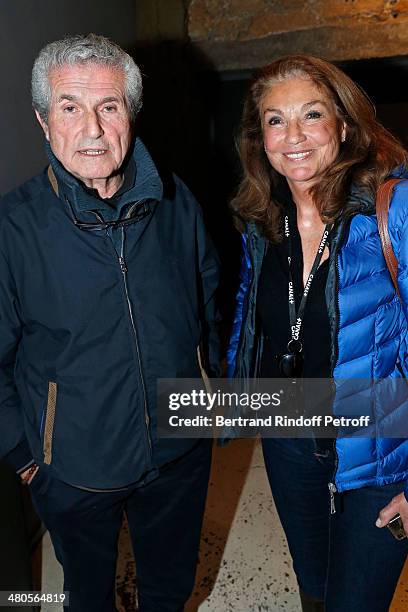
left=189, top=20, right=408, bottom=71
left=188, top=0, right=408, bottom=42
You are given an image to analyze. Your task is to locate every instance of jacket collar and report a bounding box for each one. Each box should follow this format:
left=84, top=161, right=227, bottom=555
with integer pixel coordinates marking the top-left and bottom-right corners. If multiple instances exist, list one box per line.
left=47, top=138, right=163, bottom=216
left=346, top=165, right=408, bottom=216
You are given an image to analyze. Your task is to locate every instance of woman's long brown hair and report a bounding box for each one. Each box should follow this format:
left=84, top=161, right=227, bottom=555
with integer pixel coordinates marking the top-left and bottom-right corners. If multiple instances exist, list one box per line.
left=231, top=55, right=408, bottom=241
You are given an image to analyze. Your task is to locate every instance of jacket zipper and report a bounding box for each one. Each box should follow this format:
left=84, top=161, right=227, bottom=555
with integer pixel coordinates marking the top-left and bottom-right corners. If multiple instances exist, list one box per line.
left=328, top=251, right=341, bottom=513
left=117, top=227, right=152, bottom=454
left=328, top=481, right=337, bottom=514
left=328, top=215, right=353, bottom=514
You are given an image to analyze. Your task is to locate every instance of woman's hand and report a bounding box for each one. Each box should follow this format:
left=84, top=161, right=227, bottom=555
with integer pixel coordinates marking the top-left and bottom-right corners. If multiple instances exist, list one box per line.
left=376, top=492, right=408, bottom=535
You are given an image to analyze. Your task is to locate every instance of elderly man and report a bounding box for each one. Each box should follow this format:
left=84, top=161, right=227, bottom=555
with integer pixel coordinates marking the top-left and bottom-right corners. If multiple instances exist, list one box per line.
left=0, top=34, right=219, bottom=611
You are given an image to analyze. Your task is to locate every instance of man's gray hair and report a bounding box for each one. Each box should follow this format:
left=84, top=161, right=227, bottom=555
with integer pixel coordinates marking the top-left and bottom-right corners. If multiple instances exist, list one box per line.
left=32, top=33, right=142, bottom=122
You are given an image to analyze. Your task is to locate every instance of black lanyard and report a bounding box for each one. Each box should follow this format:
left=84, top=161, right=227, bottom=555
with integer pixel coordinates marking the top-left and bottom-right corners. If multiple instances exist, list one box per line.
left=284, top=214, right=331, bottom=354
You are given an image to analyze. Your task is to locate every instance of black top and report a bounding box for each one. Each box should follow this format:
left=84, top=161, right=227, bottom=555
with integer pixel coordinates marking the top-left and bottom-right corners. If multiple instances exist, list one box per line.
left=257, top=200, right=332, bottom=379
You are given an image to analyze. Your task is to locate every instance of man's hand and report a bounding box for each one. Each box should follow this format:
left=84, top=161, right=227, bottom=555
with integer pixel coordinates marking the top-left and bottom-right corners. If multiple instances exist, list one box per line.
left=376, top=492, right=408, bottom=536
left=20, top=464, right=39, bottom=485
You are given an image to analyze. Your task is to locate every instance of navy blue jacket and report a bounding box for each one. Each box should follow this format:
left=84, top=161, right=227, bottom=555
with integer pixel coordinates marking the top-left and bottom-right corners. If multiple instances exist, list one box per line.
left=228, top=175, right=408, bottom=500
left=0, top=139, right=220, bottom=489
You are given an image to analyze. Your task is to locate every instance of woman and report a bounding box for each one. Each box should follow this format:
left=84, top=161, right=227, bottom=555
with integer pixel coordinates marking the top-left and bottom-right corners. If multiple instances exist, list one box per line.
left=227, top=55, right=408, bottom=611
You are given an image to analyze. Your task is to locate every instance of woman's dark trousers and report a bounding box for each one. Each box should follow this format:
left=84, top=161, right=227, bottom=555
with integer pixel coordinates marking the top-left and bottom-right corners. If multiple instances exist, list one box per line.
left=262, top=437, right=408, bottom=612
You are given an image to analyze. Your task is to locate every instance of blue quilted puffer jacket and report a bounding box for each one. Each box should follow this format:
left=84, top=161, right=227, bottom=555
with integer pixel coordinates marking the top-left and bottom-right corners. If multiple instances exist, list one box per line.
left=227, top=175, right=408, bottom=501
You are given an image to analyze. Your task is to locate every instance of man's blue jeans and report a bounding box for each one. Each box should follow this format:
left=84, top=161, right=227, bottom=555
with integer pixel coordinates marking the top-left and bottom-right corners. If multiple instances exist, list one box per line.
left=262, top=437, right=408, bottom=611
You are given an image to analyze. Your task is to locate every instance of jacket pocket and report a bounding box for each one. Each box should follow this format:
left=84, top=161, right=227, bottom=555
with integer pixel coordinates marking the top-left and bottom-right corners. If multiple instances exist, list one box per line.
left=43, top=381, right=57, bottom=465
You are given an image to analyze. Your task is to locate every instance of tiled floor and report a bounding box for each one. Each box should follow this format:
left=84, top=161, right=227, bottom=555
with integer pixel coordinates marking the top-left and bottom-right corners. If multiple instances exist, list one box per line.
left=35, top=440, right=408, bottom=611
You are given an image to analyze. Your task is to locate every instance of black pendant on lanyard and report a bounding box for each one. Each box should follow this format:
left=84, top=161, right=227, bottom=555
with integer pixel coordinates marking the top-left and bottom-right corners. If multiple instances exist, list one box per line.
left=278, top=214, right=331, bottom=378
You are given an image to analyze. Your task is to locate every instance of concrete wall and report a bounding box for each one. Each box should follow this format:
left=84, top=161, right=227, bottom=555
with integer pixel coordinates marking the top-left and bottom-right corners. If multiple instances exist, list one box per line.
left=0, top=0, right=138, bottom=195
left=134, top=0, right=187, bottom=42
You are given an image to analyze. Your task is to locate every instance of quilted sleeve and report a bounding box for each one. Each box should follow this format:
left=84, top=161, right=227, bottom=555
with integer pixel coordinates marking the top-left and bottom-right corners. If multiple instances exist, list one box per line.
left=226, top=234, right=252, bottom=378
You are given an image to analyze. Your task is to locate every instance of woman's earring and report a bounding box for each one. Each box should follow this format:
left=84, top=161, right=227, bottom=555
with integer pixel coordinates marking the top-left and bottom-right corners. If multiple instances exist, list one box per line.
left=341, top=133, right=346, bottom=143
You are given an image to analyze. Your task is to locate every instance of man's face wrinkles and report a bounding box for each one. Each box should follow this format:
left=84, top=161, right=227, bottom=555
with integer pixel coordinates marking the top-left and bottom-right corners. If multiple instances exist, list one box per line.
left=37, top=63, right=133, bottom=197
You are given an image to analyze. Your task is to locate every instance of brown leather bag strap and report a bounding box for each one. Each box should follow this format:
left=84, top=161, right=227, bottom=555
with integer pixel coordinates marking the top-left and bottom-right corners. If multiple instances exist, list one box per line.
left=376, top=178, right=404, bottom=297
